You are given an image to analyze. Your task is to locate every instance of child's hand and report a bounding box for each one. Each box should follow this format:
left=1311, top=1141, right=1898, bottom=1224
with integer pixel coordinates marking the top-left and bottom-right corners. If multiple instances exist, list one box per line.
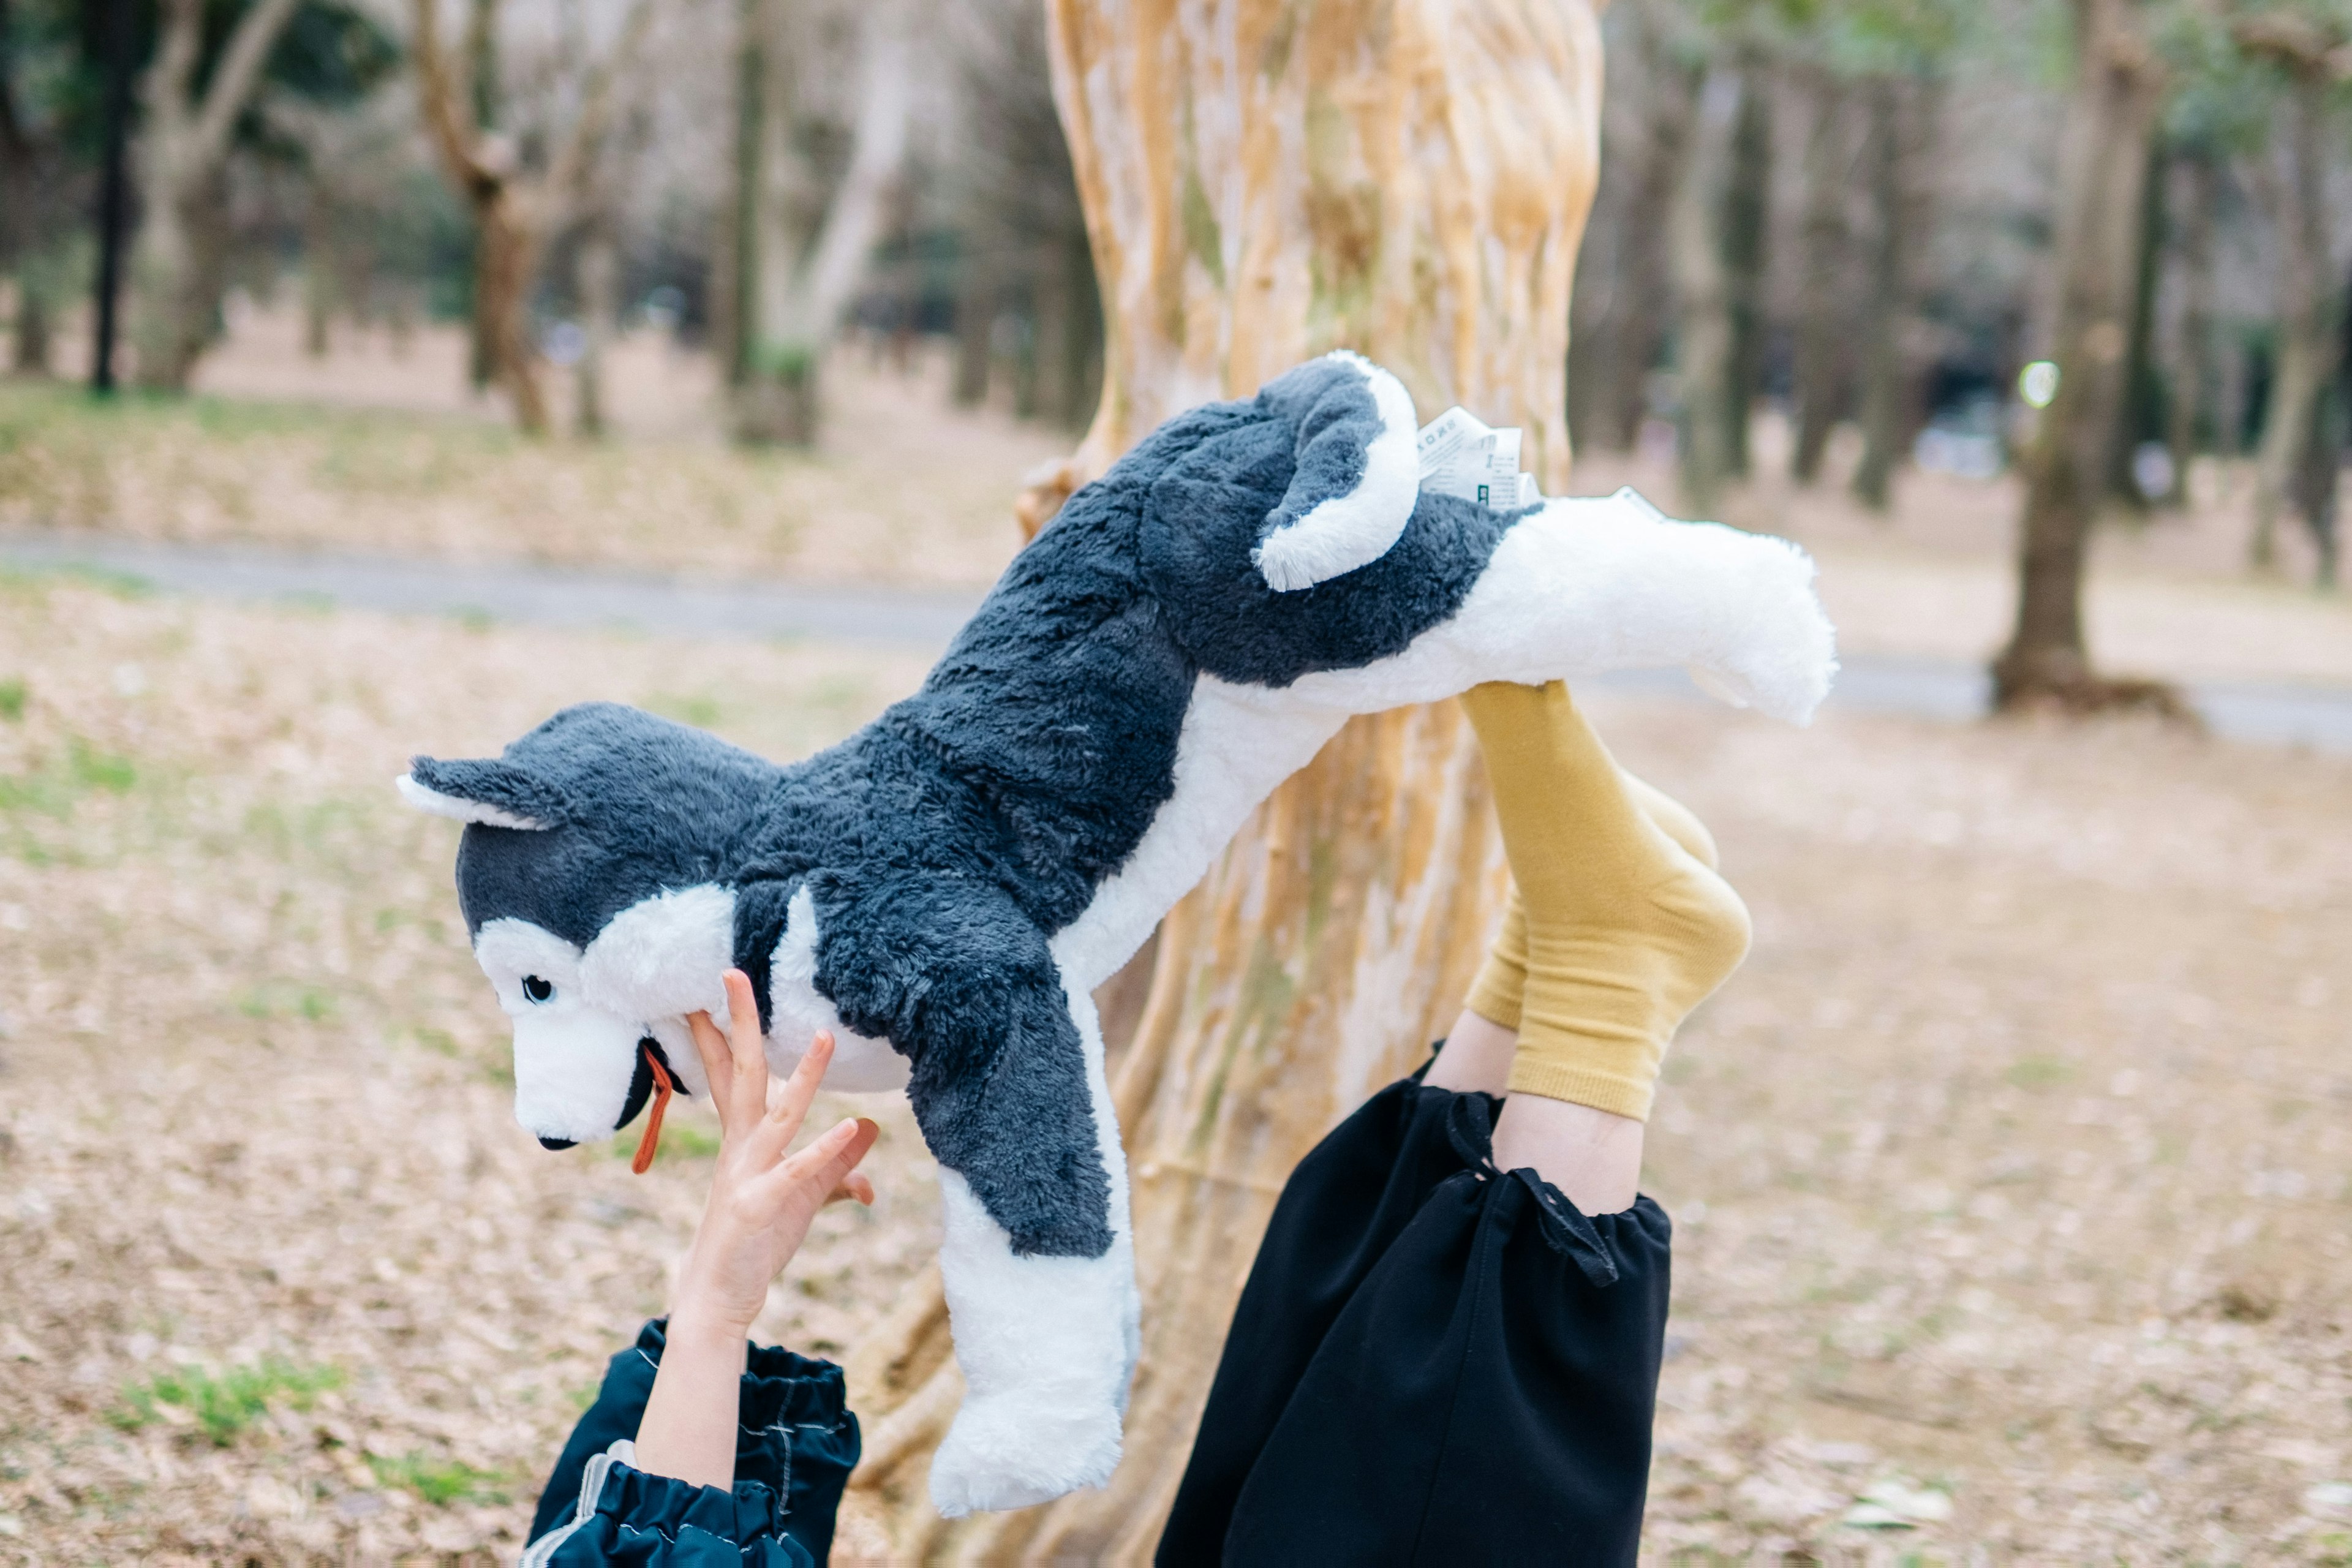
left=673, top=968, right=880, bottom=1340
left=636, top=970, right=879, bottom=1490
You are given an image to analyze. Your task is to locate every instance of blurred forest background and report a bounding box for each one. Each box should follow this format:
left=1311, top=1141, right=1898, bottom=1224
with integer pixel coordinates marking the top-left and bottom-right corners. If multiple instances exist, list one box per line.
left=5, top=0, right=2352, bottom=590
left=4, top=0, right=2352, bottom=1561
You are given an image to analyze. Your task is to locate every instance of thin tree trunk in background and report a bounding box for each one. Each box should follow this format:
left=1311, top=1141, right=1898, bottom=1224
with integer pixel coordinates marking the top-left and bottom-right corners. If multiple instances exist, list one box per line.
left=1721, top=50, right=1773, bottom=478
left=1608, top=4, right=1697, bottom=453
left=2111, top=129, right=2166, bottom=510
left=1673, top=64, right=1741, bottom=514
left=2248, top=75, right=2339, bottom=573
left=952, top=258, right=993, bottom=405
left=836, top=0, right=1604, bottom=1556
left=2163, top=149, right=2215, bottom=503
left=128, top=0, right=303, bottom=390
left=1853, top=77, right=1907, bottom=511
left=1993, top=0, right=2168, bottom=709
left=734, top=0, right=909, bottom=446
left=303, top=180, right=335, bottom=358
left=1791, top=72, right=1850, bottom=484
left=413, top=0, right=647, bottom=434
left=575, top=219, right=617, bottom=437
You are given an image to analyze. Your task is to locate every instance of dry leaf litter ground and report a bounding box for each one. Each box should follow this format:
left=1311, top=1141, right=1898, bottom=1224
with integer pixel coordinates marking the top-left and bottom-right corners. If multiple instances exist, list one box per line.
left=2, top=578, right=2346, bottom=1563
left=0, top=314, right=2348, bottom=1562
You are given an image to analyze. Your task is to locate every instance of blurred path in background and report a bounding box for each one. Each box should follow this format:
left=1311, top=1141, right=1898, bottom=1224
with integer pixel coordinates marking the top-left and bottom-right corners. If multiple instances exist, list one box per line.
left=6, top=527, right=2350, bottom=753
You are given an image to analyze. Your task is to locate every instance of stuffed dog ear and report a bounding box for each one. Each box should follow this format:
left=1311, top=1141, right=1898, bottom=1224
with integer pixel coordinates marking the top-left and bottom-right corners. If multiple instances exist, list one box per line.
left=397, top=756, right=570, bottom=831
left=1250, top=349, right=1420, bottom=593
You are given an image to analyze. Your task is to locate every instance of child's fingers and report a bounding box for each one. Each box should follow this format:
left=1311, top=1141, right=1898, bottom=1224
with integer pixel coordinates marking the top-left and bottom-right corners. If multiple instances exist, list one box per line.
left=747, top=1032, right=834, bottom=1166
left=825, top=1172, right=876, bottom=1207
left=686, top=1010, right=735, bottom=1126
left=763, top=1117, right=879, bottom=1211
left=718, top=970, right=767, bottom=1128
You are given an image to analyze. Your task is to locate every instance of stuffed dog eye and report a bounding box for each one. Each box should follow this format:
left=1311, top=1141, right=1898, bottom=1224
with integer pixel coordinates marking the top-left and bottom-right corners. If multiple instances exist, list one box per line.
left=521, top=974, right=554, bottom=1003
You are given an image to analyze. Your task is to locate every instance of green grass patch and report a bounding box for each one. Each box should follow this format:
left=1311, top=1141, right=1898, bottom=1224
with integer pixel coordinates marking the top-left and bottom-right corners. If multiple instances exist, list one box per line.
left=0, top=736, right=140, bottom=816
left=2003, top=1055, right=2074, bottom=1090
left=610, top=1119, right=722, bottom=1162
left=0, top=679, right=23, bottom=721
left=113, top=1360, right=343, bottom=1445
left=644, top=692, right=725, bottom=728
left=235, top=982, right=337, bottom=1022
left=367, top=1451, right=512, bottom=1506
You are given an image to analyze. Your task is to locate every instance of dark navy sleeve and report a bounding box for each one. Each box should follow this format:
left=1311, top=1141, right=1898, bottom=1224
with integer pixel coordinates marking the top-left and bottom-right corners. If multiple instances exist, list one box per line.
left=528, top=1320, right=860, bottom=1566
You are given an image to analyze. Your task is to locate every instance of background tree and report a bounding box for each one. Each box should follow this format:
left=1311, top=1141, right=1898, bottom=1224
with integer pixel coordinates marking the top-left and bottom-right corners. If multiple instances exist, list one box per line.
left=127, top=0, right=394, bottom=390
left=834, top=0, right=1605, bottom=1557
left=412, top=0, right=651, bottom=433
left=1993, top=0, right=2171, bottom=707
left=2231, top=7, right=2349, bottom=578
left=726, top=0, right=910, bottom=445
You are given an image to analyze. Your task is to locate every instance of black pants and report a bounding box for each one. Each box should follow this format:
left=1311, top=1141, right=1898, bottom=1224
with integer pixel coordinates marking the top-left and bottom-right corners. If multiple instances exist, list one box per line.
left=1158, top=1069, right=1673, bottom=1567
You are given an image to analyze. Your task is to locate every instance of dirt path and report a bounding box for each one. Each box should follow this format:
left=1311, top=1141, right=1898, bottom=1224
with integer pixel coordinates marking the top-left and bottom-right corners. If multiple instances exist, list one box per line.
left=1, top=574, right=2348, bottom=1560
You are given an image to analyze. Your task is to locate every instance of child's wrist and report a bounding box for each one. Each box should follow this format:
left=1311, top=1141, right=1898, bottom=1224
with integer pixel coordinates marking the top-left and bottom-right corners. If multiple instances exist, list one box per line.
left=666, top=1286, right=758, bottom=1349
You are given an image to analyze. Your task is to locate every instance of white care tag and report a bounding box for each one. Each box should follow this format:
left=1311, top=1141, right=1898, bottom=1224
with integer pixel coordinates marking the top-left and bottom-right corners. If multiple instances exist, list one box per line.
left=1418, top=406, right=1529, bottom=509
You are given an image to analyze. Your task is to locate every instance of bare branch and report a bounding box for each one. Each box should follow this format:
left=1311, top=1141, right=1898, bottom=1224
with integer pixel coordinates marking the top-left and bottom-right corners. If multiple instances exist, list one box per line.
left=187, top=0, right=304, bottom=170
left=412, top=0, right=494, bottom=194
left=780, top=0, right=910, bottom=342
left=542, top=0, right=657, bottom=223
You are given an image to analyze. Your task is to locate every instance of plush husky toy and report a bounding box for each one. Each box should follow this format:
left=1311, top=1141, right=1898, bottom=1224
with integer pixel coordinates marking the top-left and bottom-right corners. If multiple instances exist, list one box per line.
left=398, top=352, right=1836, bottom=1515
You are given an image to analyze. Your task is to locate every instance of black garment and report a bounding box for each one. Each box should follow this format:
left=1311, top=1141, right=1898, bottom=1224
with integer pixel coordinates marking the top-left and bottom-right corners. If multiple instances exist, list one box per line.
left=1159, top=1069, right=1673, bottom=1567
left=527, top=1319, right=859, bottom=1566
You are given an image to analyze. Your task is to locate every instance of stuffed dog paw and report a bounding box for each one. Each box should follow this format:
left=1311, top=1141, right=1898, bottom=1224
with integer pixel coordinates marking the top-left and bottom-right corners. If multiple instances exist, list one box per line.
left=398, top=352, right=1836, bottom=1515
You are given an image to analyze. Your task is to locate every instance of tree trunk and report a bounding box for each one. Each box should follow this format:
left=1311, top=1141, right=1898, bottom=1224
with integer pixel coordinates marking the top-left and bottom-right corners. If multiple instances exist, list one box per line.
left=733, top=0, right=909, bottom=446
left=12, top=278, right=48, bottom=372
left=1673, top=64, right=1741, bottom=514
left=1721, top=50, right=1772, bottom=479
left=128, top=0, right=303, bottom=391
left=475, top=195, right=550, bottom=432
left=835, top=0, right=1604, bottom=1556
left=1790, top=72, right=1850, bottom=485
left=575, top=219, right=617, bottom=438
left=952, top=259, right=994, bottom=406
left=1852, top=77, right=1907, bottom=511
left=2250, top=75, right=2339, bottom=573
left=303, top=178, right=335, bottom=359
left=1992, top=0, right=2168, bottom=709
left=2163, top=149, right=2216, bottom=503
left=1604, top=5, right=1697, bottom=454
left=2109, top=127, right=2166, bottom=510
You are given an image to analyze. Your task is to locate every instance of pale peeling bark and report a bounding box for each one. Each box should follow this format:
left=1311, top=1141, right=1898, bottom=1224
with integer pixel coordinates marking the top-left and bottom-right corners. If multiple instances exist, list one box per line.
left=836, top=0, right=1602, bottom=1557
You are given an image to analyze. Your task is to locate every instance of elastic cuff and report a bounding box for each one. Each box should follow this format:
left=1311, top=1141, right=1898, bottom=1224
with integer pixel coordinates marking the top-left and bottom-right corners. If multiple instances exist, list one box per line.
left=1504, top=1056, right=1656, bottom=1123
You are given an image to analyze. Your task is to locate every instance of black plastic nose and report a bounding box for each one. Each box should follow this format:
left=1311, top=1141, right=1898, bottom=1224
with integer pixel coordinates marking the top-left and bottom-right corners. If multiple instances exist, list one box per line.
left=537, top=1135, right=577, bottom=1151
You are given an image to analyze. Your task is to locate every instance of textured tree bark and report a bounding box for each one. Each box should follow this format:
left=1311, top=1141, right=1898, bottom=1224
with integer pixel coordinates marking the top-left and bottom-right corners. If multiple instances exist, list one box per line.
left=835, top=0, right=1603, bottom=1557
left=1992, top=0, right=2169, bottom=710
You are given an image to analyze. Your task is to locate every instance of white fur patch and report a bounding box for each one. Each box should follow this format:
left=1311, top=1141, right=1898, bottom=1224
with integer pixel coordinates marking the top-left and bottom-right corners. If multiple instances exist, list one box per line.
left=579, top=884, right=736, bottom=1025
left=395, top=772, right=548, bottom=831
left=1277, top=489, right=1839, bottom=725
left=767, top=886, right=911, bottom=1093
left=1052, top=677, right=1346, bottom=990
left=927, top=981, right=1137, bottom=1515
left=1253, top=350, right=1422, bottom=593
